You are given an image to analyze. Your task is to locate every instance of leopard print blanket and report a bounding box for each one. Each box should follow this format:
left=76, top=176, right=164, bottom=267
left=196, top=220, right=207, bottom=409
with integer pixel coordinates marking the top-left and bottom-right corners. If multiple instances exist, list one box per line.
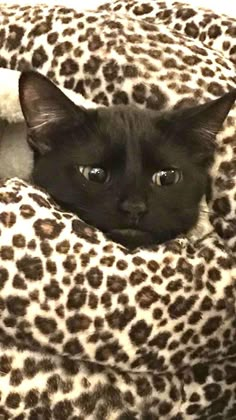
left=0, top=1, right=235, bottom=419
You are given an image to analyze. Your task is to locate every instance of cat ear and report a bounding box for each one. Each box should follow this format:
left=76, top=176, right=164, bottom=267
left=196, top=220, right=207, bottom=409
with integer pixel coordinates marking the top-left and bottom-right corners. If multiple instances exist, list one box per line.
left=19, top=71, right=86, bottom=154
left=183, top=89, right=236, bottom=139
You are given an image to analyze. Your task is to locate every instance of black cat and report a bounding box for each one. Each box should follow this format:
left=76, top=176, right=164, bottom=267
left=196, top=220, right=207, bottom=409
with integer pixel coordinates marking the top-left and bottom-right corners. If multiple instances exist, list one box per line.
left=19, top=71, right=236, bottom=249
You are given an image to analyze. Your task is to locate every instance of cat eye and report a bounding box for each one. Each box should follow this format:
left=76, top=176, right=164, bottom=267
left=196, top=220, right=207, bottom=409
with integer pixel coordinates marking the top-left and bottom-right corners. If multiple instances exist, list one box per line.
left=152, top=169, right=182, bottom=186
left=78, top=166, right=110, bottom=183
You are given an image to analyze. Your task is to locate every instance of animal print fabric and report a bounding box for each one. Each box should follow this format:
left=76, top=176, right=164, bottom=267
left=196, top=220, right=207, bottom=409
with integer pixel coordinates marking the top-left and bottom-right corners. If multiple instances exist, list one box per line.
left=0, top=0, right=236, bottom=254
left=0, top=0, right=235, bottom=418
left=0, top=178, right=235, bottom=419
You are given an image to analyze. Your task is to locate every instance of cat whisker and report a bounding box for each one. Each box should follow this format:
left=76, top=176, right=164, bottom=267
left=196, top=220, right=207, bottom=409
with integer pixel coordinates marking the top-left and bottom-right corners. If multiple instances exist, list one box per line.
left=67, top=204, right=115, bottom=220
left=199, top=209, right=214, bottom=215
left=193, top=127, right=219, bottom=142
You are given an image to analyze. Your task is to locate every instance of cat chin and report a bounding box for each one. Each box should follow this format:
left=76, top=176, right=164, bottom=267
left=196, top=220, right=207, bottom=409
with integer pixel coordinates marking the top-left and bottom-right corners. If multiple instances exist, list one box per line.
left=107, top=229, right=156, bottom=250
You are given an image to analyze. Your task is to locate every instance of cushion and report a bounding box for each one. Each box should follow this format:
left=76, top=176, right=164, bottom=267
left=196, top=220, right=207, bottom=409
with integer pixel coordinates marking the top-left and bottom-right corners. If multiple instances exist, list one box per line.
left=0, top=1, right=235, bottom=418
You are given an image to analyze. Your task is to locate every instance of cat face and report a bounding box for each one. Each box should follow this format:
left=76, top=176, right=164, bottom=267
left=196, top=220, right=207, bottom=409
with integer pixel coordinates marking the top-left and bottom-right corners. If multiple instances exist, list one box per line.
left=19, top=71, right=236, bottom=249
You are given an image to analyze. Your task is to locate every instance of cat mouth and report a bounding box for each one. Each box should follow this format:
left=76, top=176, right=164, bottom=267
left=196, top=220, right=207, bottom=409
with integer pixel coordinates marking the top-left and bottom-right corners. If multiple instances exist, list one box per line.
left=107, top=228, right=155, bottom=249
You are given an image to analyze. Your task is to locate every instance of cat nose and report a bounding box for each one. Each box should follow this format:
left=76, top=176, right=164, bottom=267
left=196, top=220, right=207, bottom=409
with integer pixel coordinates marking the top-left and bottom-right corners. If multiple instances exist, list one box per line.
left=120, top=199, right=147, bottom=221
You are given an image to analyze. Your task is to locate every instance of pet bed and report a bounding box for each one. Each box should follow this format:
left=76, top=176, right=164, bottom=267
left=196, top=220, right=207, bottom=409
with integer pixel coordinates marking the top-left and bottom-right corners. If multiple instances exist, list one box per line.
left=0, top=1, right=235, bottom=418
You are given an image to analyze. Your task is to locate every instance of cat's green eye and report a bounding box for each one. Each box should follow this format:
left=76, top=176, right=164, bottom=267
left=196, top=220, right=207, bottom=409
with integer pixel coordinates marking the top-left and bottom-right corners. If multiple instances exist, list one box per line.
left=78, top=166, right=110, bottom=183
left=152, top=169, right=182, bottom=186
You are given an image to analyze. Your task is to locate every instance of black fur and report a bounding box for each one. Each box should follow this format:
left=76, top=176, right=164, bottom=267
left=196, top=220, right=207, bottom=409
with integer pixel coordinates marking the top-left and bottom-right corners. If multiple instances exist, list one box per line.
left=19, top=71, right=236, bottom=249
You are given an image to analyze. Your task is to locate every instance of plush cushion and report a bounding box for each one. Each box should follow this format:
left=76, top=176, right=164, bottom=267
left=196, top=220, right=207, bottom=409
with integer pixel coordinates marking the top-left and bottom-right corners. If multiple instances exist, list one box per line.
left=0, top=177, right=235, bottom=418
left=0, top=0, right=235, bottom=418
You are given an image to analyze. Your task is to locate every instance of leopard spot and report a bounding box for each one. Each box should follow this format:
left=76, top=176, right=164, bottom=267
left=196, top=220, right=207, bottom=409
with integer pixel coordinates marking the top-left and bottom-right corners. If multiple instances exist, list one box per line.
left=103, top=59, right=119, bottom=82
left=185, top=21, right=199, bottom=38
left=100, top=256, right=115, bottom=267
left=53, top=41, right=73, bottom=56
left=176, top=8, right=196, bottom=20
left=169, top=295, right=197, bottom=319
left=25, top=389, right=39, bottom=408
left=200, top=296, right=213, bottom=311
left=136, top=377, right=152, bottom=397
left=164, top=58, right=178, bottom=68
left=0, top=267, right=8, bottom=290
left=72, top=219, right=99, bottom=244
left=146, top=85, right=167, bottom=110
left=207, top=82, right=225, bottom=97
left=161, top=266, right=175, bottom=278
left=133, top=3, right=153, bottom=15
left=101, top=292, right=112, bottom=308
left=93, top=91, right=109, bottom=106
left=53, top=400, right=73, bottom=420
left=0, top=211, right=16, bottom=227
left=6, top=392, right=21, bottom=409
left=66, top=314, right=91, bottom=333
left=149, top=331, right=171, bottom=349
left=64, top=77, right=75, bottom=90
left=198, top=247, right=215, bottom=262
left=74, top=79, right=86, bottom=96
left=107, top=275, right=126, bottom=293
left=63, top=338, right=84, bottom=355
left=0, top=355, right=12, bottom=375
left=0, top=28, right=5, bottom=49
left=20, top=204, right=35, bottom=218
left=46, top=260, right=57, bottom=275
left=183, top=55, right=201, bottom=65
left=67, top=287, right=87, bottom=309
left=63, top=255, right=77, bottom=273
left=88, top=34, right=103, bottom=51
left=135, top=286, right=159, bottom=308
left=44, top=280, right=63, bottom=300
left=129, top=320, right=152, bottom=345
left=208, top=267, right=221, bottom=282
left=12, top=274, right=27, bottom=290
left=106, top=307, right=136, bottom=330
left=29, top=193, right=51, bottom=208
left=177, top=258, right=193, bottom=281
left=0, top=56, right=7, bottom=68
left=201, top=316, right=222, bottom=336
left=159, top=401, right=173, bottom=415
left=0, top=246, right=14, bottom=260
left=60, top=58, right=79, bottom=76
left=170, top=349, right=185, bottom=367
left=23, top=357, right=37, bottom=378
left=123, top=64, right=138, bottom=78
left=29, top=20, right=52, bottom=37
left=132, top=83, right=146, bottom=104
left=34, top=218, right=64, bottom=239
left=88, top=292, right=98, bottom=309
left=84, top=55, right=102, bottom=75
left=6, top=24, right=24, bottom=50
left=166, top=279, right=183, bottom=292
left=6, top=296, right=30, bottom=316
left=35, top=315, right=57, bottom=335
left=208, top=24, right=222, bottom=39
left=16, top=256, right=43, bottom=281
left=95, top=343, right=120, bottom=362
left=10, top=369, right=23, bottom=386
left=32, top=46, right=48, bottom=68
left=47, top=32, right=58, bottom=44
left=152, top=375, right=166, bottom=392
left=12, top=234, right=26, bottom=248
left=213, top=196, right=230, bottom=216
left=204, top=383, right=221, bottom=401
left=112, top=90, right=129, bottom=105
left=86, top=267, right=103, bottom=288
left=129, top=269, right=147, bottom=286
